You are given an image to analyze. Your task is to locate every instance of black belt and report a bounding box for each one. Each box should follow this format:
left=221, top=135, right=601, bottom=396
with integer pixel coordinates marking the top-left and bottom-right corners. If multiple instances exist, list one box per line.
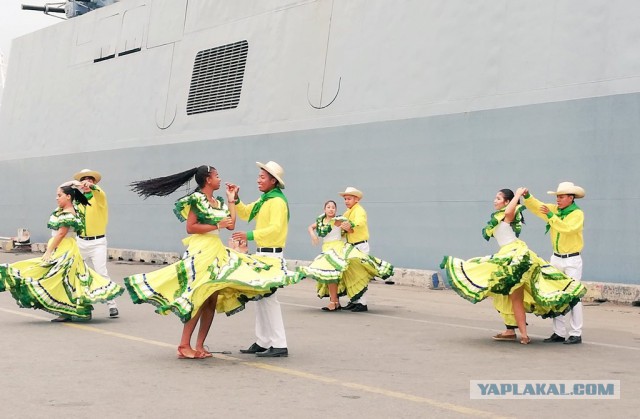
left=350, top=240, right=368, bottom=246
left=553, top=252, right=580, bottom=259
left=257, top=247, right=283, bottom=253
left=79, top=235, right=105, bottom=241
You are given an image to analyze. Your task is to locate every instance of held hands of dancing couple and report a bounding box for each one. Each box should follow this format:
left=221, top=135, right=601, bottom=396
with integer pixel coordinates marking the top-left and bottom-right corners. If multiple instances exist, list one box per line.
left=219, top=183, right=238, bottom=229
left=518, top=186, right=549, bottom=215
left=223, top=182, right=247, bottom=252
left=338, top=220, right=353, bottom=233
left=226, top=182, right=250, bottom=245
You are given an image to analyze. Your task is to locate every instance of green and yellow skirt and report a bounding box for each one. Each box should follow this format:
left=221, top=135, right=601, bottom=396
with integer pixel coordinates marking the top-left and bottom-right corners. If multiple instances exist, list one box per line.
left=124, top=233, right=302, bottom=323
left=298, top=240, right=394, bottom=302
left=440, top=239, right=586, bottom=319
left=0, top=236, right=123, bottom=319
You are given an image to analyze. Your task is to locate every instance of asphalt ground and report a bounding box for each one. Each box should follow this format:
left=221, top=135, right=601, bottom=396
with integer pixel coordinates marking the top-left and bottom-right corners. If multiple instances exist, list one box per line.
left=1, top=252, right=639, bottom=419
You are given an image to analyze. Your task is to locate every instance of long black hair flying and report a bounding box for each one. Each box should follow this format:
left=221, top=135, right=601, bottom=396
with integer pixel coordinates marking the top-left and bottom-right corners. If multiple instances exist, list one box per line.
left=129, top=165, right=215, bottom=199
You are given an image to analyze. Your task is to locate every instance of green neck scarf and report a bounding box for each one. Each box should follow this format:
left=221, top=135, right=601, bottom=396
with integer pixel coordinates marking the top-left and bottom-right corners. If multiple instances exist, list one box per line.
left=248, top=188, right=289, bottom=222
left=482, top=205, right=524, bottom=241
left=545, top=202, right=579, bottom=234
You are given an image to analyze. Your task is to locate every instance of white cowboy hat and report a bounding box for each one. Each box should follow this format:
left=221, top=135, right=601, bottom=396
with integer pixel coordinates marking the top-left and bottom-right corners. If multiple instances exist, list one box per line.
left=256, top=161, right=285, bottom=189
left=547, top=181, right=585, bottom=198
left=73, top=169, right=102, bottom=183
left=59, top=180, right=83, bottom=189
left=338, top=186, right=363, bottom=199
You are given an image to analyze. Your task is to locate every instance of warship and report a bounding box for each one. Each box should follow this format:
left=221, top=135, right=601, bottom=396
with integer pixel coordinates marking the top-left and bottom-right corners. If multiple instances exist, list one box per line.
left=1, top=0, right=639, bottom=284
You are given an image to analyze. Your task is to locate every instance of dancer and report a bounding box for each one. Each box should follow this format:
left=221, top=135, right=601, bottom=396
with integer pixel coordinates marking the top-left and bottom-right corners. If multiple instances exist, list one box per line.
left=230, top=161, right=295, bottom=357
left=338, top=186, right=393, bottom=312
left=0, top=181, right=123, bottom=321
left=302, top=200, right=394, bottom=311
left=73, top=168, right=119, bottom=318
left=440, top=188, right=587, bottom=345
left=126, top=165, right=300, bottom=359
left=523, top=182, right=586, bottom=345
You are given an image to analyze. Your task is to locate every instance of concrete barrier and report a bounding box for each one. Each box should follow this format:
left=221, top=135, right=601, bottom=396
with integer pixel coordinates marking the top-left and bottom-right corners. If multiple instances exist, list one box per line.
left=582, top=281, right=640, bottom=305
left=30, top=242, right=47, bottom=252
left=21, top=244, right=640, bottom=305
left=108, top=248, right=180, bottom=264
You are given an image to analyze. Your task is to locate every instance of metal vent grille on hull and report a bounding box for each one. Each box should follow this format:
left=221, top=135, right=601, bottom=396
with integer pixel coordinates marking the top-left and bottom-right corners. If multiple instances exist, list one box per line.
left=186, top=40, right=248, bottom=115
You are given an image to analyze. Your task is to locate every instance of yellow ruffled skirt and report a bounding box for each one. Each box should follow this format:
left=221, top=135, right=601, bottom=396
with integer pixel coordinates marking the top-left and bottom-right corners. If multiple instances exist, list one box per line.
left=441, top=239, right=586, bottom=319
left=0, top=237, right=123, bottom=319
left=298, top=240, right=394, bottom=302
left=124, top=233, right=301, bottom=323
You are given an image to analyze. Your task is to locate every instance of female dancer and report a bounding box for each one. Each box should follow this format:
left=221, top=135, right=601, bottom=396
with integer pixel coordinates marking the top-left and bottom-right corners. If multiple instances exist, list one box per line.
left=0, top=181, right=123, bottom=321
left=300, top=200, right=394, bottom=311
left=126, top=165, right=300, bottom=359
left=440, top=188, right=587, bottom=344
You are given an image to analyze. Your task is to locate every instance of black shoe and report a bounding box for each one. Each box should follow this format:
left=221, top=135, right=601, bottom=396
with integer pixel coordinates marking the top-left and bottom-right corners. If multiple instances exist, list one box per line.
left=51, top=316, right=71, bottom=323
left=564, top=336, right=582, bottom=345
left=351, top=303, right=368, bottom=312
left=109, top=308, right=119, bottom=318
left=384, top=280, right=395, bottom=285
left=343, top=302, right=357, bottom=310
left=543, top=333, right=566, bottom=343
left=256, top=347, right=288, bottom=357
left=239, top=342, right=267, bottom=354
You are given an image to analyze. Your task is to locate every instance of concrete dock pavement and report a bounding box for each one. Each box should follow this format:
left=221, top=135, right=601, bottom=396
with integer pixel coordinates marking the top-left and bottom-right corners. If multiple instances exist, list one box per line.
left=1, top=251, right=639, bottom=418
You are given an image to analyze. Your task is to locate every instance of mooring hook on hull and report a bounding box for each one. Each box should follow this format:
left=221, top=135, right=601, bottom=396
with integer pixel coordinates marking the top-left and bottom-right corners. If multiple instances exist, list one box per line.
left=307, top=76, right=341, bottom=109
left=156, top=105, right=177, bottom=130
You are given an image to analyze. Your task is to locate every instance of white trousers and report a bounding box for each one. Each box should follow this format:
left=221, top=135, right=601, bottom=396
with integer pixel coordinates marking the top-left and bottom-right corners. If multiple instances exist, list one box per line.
left=549, top=254, right=583, bottom=337
left=77, top=237, right=117, bottom=309
left=254, top=251, right=287, bottom=348
left=351, top=241, right=370, bottom=305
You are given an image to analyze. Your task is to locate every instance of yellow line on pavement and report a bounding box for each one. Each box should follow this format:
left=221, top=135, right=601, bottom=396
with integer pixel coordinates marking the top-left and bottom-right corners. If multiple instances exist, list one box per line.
left=0, top=307, right=176, bottom=348
left=245, top=362, right=509, bottom=418
left=0, top=307, right=510, bottom=418
left=284, top=302, right=640, bottom=352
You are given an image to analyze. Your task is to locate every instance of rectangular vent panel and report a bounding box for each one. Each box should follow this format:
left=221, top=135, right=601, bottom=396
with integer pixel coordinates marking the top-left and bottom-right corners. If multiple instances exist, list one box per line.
left=186, top=40, right=248, bottom=115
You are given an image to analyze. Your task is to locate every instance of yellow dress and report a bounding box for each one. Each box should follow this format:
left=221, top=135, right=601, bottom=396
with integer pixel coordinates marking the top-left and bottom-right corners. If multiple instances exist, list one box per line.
left=298, top=215, right=394, bottom=302
left=124, top=192, right=301, bottom=323
left=440, top=207, right=586, bottom=319
left=0, top=208, right=123, bottom=319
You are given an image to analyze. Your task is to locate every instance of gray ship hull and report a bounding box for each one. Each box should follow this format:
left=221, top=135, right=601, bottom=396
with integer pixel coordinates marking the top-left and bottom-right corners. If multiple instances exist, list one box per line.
left=1, top=0, right=639, bottom=283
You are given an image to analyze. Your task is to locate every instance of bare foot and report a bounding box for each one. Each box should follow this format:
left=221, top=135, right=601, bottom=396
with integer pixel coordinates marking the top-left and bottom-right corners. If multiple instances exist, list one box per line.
left=177, top=345, right=198, bottom=359
left=195, top=347, right=213, bottom=358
